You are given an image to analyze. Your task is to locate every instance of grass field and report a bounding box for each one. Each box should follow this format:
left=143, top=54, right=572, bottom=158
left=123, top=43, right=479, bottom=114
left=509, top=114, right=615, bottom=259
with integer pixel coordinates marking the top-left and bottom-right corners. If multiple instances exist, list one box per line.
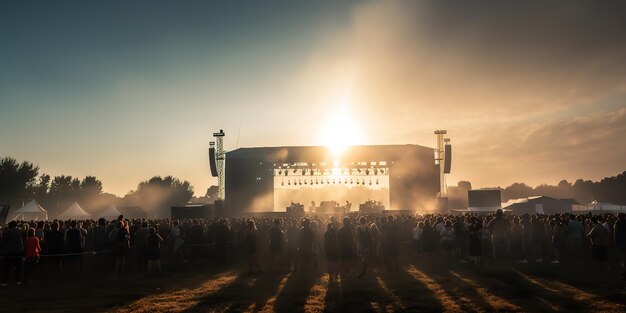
left=1, top=259, right=624, bottom=312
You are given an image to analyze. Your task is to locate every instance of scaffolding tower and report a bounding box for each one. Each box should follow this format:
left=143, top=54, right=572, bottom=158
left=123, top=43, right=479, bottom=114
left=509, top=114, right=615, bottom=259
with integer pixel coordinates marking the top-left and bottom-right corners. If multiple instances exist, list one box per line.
left=213, top=129, right=226, bottom=200
left=434, top=130, right=450, bottom=197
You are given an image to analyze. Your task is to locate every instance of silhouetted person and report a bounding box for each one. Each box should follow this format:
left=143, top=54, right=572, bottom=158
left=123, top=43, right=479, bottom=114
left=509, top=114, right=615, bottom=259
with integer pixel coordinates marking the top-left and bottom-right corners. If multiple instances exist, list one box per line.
left=298, top=218, right=315, bottom=274
left=268, top=219, right=284, bottom=272
left=286, top=219, right=300, bottom=272
left=65, top=220, right=83, bottom=274
left=46, top=222, right=65, bottom=273
left=114, top=221, right=130, bottom=276
left=488, top=209, right=510, bottom=261
left=468, top=217, right=483, bottom=265
left=134, top=221, right=150, bottom=272
left=324, top=223, right=339, bottom=283
left=147, top=227, right=164, bottom=274
left=356, top=216, right=372, bottom=278
left=384, top=216, right=399, bottom=271
left=1, top=221, right=24, bottom=286
left=214, top=219, right=230, bottom=264
left=614, top=213, right=626, bottom=268
left=338, top=217, right=355, bottom=276
left=24, top=228, right=40, bottom=284
left=587, top=216, right=610, bottom=273
left=244, top=220, right=262, bottom=274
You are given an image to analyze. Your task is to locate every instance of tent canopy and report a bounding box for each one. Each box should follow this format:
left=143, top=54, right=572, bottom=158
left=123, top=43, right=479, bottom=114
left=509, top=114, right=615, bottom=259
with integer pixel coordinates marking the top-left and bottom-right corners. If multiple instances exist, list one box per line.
left=14, top=200, right=47, bottom=214
left=98, top=204, right=122, bottom=219
left=13, top=200, right=48, bottom=220
left=58, top=202, right=92, bottom=219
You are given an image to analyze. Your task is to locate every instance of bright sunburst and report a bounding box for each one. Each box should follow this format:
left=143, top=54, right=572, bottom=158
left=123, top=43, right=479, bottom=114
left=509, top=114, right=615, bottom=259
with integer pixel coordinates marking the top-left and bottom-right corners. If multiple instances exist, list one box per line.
left=320, top=107, right=362, bottom=158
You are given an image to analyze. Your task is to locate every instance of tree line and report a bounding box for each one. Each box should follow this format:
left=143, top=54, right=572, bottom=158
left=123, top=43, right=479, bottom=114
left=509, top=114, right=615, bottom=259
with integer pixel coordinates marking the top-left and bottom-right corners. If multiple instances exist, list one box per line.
left=448, top=171, right=626, bottom=209
left=0, top=157, right=201, bottom=218
left=1, top=156, right=624, bottom=216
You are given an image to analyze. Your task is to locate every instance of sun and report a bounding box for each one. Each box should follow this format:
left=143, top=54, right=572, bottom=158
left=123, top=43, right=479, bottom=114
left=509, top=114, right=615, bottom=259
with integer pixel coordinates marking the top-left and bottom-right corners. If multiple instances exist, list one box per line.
left=321, top=110, right=362, bottom=158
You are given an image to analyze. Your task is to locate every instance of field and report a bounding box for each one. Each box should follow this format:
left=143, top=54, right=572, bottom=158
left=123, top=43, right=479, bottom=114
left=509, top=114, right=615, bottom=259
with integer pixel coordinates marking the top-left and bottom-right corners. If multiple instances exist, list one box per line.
left=1, top=258, right=624, bottom=313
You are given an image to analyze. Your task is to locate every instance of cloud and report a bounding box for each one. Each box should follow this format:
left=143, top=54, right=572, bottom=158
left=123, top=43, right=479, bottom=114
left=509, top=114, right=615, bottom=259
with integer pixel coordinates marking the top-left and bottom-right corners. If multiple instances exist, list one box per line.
left=453, top=107, right=626, bottom=187
left=296, top=1, right=626, bottom=186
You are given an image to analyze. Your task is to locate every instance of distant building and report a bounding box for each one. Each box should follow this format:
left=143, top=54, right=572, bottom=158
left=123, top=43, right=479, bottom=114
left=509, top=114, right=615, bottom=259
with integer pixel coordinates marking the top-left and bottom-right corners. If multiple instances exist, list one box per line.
left=572, top=201, right=626, bottom=213
left=502, top=196, right=577, bottom=215
left=467, top=189, right=502, bottom=212
left=117, top=206, right=148, bottom=219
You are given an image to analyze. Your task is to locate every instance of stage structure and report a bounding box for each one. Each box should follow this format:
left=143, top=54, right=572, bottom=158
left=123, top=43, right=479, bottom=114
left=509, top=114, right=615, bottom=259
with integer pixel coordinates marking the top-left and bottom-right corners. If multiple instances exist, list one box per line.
left=224, top=144, right=441, bottom=215
left=209, top=130, right=226, bottom=200
left=434, top=130, right=452, bottom=211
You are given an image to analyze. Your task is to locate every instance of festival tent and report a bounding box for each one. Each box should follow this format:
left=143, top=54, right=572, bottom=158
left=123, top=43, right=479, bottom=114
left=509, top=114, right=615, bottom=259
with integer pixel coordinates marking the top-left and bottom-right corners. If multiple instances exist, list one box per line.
left=12, top=200, right=48, bottom=221
left=502, top=196, right=577, bottom=215
left=58, top=202, right=92, bottom=220
left=97, top=204, right=123, bottom=220
left=572, top=201, right=626, bottom=213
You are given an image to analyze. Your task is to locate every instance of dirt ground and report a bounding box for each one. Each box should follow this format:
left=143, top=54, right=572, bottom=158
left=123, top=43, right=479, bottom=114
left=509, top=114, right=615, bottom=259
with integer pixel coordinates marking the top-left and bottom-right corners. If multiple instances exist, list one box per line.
left=1, top=259, right=625, bottom=313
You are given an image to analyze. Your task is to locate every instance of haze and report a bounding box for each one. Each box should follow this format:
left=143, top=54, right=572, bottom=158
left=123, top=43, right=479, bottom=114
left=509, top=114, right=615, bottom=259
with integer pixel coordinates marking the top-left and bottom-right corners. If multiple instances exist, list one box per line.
left=1, top=1, right=625, bottom=196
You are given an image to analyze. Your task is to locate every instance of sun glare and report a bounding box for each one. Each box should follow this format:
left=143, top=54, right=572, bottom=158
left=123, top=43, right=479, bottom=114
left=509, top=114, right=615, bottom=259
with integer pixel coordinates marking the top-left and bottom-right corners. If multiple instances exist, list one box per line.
left=321, top=110, right=362, bottom=158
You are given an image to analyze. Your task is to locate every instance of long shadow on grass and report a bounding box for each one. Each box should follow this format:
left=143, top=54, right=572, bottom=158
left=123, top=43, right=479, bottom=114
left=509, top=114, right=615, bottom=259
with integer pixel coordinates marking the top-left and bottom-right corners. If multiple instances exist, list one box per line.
left=323, top=272, right=390, bottom=312
left=377, top=268, right=446, bottom=312
left=455, top=266, right=594, bottom=312
left=273, top=272, right=322, bottom=313
left=182, top=272, right=289, bottom=313
left=416, top=266, right=516, bottom=312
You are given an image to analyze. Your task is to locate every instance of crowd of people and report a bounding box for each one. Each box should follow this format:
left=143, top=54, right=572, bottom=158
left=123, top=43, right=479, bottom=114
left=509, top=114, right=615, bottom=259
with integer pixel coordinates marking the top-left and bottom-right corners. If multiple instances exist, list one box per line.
left=1, top=210, right=625, bottom=286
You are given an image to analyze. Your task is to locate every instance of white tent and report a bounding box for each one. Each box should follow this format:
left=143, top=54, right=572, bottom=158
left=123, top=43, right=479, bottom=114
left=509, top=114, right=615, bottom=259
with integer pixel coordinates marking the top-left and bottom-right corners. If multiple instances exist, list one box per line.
left=13, top=200, right=48, bottom=221
left=98, top=204, right=122, bottom=219
left=58, top=202, right=92, bottom=220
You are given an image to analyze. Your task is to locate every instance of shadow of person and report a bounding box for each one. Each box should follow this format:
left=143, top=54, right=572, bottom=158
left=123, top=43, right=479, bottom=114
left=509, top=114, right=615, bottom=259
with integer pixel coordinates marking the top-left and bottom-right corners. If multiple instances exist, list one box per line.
left=273, top=271, right=322, bottom=313
left=377, top=267, right=446, bottom=312
left=182, top=272, right=288, bottom=313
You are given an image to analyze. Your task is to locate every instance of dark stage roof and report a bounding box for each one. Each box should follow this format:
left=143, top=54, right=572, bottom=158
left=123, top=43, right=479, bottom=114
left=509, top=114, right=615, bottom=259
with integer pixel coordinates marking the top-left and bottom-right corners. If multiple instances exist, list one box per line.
left=226, top=144, right=435, bottom=164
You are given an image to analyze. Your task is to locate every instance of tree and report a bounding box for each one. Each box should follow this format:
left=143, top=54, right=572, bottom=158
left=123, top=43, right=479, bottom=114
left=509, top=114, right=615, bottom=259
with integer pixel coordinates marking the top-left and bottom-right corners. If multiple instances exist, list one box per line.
left=0, top=157, right=40, bottom=208
left=123, top=175, right=194, bottom=218
left=49, top=175, right=81, bottom=208
left=502, top=183, right=533, bottom=201
left=206, top=185, right=219, bottom=201
left=80, top=176, right=103, bottom=198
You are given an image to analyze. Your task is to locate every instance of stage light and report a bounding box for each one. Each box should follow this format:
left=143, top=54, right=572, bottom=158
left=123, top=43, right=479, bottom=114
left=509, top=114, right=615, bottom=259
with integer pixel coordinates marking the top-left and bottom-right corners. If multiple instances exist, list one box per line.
left=356, top=180, right=359, bottom=185
left=278, top=170, right=283, bottom=175
left=369, top=180, right=372, bottom=185
left=304, top=180, right=307, bottom=185
left=293, top=169, right=297, bottom=173
left=376, top=179, right=379, bottom=185
left=288, top=180, right=291, bottom=185
left=310, top=179, right=313, bottom=184
left=344, top=179, right=348, bottom=184
left=302, top=169, right=306, bottom=176
left=350, top=179, right=353, bottom=184
left=315, top=179, right=319, bottom=184
left=365, top=169, right=370, bottom=175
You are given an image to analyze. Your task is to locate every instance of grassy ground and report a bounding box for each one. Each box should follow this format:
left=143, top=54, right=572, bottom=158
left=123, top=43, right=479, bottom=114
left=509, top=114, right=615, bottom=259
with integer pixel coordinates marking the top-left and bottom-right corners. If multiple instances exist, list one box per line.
left=1, top=259, right=624, bottom=312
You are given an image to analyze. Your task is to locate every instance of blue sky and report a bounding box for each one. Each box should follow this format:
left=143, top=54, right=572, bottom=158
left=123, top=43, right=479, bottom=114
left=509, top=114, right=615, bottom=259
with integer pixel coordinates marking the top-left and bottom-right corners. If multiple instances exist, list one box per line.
left=1, top=1, right=625, bottom=196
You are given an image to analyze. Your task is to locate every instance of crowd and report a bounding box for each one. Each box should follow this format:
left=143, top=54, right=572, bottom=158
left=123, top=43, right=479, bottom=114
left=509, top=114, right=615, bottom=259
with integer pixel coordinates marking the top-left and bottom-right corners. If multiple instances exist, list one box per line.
left=1, top=210, right=625, bottom=286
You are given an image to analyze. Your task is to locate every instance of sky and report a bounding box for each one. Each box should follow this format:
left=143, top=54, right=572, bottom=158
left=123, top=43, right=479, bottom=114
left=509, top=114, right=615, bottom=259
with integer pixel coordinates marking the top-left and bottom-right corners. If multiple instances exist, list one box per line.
left=1, top=1, right=625, bottom=196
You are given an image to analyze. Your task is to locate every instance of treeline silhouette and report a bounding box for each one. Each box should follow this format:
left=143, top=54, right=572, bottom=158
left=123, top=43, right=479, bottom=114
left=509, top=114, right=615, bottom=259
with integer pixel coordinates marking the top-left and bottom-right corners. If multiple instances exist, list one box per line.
left=0, top=157, right=196, bottom=218
left=1, top=156, right=624, bottom=215
left=448, top=171, right=626, bottom=209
